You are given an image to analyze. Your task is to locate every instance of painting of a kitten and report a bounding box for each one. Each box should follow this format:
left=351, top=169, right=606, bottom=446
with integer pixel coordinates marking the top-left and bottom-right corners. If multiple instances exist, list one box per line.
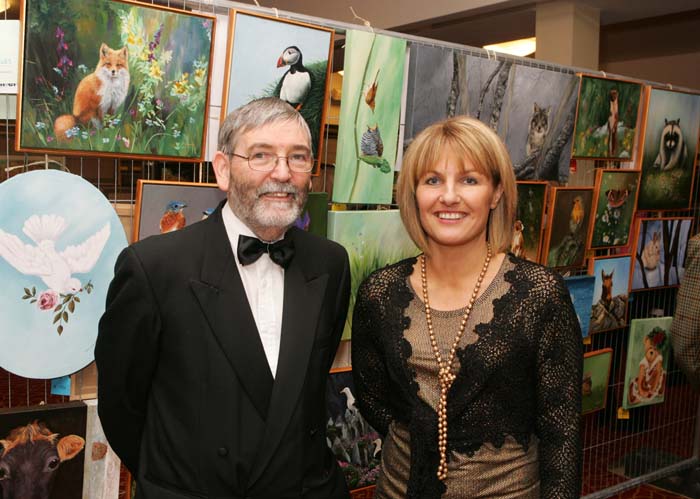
left=525, top=103, right=550, bottom=157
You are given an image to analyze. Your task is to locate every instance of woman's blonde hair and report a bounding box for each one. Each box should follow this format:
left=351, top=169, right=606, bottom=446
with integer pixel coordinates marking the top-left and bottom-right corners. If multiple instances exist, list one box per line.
left=397, top=116, right=517, bottom=254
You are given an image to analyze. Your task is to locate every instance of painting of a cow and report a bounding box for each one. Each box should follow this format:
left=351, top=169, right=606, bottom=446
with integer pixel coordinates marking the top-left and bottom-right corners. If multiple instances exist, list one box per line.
left=0, top=421, right=84, bottom=499
left=0, top=402, right=86, bottom=499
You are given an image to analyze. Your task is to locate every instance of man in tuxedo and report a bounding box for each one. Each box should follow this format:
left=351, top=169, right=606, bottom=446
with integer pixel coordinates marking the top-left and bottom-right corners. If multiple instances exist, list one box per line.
left=671, top=233, right=700, bottom=391
left=96, top=97, right=351, bottom=499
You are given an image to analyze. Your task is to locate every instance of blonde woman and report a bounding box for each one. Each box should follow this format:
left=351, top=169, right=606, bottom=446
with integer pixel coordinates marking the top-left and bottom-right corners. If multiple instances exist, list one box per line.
left=352, top=116, right=582, bottom=499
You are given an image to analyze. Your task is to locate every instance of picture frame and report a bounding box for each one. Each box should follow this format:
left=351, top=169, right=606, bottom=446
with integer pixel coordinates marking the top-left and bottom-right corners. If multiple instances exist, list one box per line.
left=327, top=210, right=419, bottom=340
left=588, top=255, right=632, bottom=334
left=542, top=186, right=594, bottom=270
left=564, top=275, right=595, bottom=339
left=512, top=181, right=548, bottom=262
left=133, top=179, right=226, bottom=242
left=571, top=74, right=643, bottom=160
left=630, top=216, right=693, bottom=291
left=636, top=86, right=700, bottom=210
left=327, top=367, right=381, bottom=493
left=0, top=401, right=87, bottom=498
left=622, top=317, right=673, bottom=410
left=16, top=0, right=215, bottom=161
left=582, top=348, right=613, bottom=415
left=221, top=9, right=334, bottom=173
left=587, top=168, right=641, bottom=250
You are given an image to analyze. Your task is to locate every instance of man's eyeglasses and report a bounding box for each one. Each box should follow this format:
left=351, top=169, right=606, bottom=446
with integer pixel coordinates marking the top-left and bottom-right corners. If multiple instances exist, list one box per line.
left=232, top=151, right=314, bottom=173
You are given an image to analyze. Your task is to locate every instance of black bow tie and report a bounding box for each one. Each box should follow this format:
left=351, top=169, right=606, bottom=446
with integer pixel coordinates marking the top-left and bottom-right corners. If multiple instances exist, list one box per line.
left=237, top=234, right=295, bottom=269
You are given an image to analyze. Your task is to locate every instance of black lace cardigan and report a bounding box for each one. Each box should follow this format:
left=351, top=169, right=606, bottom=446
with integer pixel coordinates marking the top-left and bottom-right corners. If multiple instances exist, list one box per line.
left=351, top=254, right=582, bottom=499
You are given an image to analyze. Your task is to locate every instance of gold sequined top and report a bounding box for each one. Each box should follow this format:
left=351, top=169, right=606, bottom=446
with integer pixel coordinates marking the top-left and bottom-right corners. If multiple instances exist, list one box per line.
left=352, top=254, right=582, bottom=499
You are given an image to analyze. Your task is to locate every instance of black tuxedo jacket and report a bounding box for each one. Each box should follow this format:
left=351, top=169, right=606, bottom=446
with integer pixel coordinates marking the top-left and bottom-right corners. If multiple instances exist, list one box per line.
left=95, top=206, right=351, bottom=499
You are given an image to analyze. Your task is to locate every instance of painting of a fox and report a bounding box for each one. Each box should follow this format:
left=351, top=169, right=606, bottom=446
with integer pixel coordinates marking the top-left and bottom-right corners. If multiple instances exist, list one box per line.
left=53, top=43, right=129, bottom=140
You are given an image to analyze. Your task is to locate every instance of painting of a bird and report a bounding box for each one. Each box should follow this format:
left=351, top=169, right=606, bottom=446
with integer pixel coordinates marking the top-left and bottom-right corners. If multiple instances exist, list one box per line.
left=276, top=46, right=312, bottom=110
left=160, top=201, right=187, bottom=234
left=570, top=196, right=585, bottom=234
left=0, top=214, right=110, bottom=293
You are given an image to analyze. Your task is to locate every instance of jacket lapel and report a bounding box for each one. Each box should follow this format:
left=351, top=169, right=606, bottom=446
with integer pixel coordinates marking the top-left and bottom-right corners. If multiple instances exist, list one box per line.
left=249, top=231, right=328, bottom=484
left=190, top=208, right=273, bottom=420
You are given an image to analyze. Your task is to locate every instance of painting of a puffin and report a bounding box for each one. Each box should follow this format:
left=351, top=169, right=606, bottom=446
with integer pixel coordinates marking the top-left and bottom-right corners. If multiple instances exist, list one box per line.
left=276, top=46, right=312, bottom=110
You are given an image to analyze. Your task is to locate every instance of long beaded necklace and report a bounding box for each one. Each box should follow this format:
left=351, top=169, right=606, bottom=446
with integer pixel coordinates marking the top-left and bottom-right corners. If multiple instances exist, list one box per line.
left=419, top=242, right=492, bottom=481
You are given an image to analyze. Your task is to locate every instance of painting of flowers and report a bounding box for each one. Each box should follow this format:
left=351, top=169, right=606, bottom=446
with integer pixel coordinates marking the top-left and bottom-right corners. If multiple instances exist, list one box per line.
left=17, top=0, right=215, bottom=161
left=623, top=317, right=673, bottom=409
left=588, top=169, right=640, bottom=249
left=542, top=187, right=594, bottom=269
left=222, top=11, right=333, bottom=170
left=332, top=30, right=406, bottom=204
left=0, top=170, right=128, bottom=378
left=328, top=210, right=419, bottom=339
left=582, top=348, right=613, bottom=415
left=636, top=87, right=700, bottom=210
left=571, top=75, right=642, bottom=160
left=327, top=368, right=382, bottom=491
left=589, top=255, right=631, bottom=334
left=631, top=217, right=692, bottom=290
left=512, top=181, right=548, bottom=262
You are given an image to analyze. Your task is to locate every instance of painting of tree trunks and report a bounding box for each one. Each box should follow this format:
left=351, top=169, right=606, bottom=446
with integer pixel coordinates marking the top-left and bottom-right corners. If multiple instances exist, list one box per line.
left=631, top=217, right=692, bottom=290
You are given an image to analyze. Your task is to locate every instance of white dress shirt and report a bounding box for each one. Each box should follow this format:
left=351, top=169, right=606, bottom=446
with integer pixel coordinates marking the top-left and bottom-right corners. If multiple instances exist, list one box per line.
left=221, top=203, right=285, bottom=378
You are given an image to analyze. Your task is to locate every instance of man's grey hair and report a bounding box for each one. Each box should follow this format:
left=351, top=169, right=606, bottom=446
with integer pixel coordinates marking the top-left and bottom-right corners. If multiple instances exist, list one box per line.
left=217, top=97, right=312, bottom=155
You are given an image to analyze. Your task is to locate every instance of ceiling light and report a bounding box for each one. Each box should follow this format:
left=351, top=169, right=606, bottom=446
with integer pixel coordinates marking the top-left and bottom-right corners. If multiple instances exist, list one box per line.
left=483, top=37, right=536, bottom=57
left=0, top=0, right=10, bottom=13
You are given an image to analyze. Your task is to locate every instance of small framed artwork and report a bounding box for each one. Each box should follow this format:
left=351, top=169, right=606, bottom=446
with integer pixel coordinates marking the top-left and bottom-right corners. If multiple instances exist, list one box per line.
left=221, top=10, right=334, bottom=173
left=512, top=181, right=548, bottom=262
left=571, top=74, right=643, bottom=160
left=636, top=87, right=700, bottom=210
left=294, top=191, right=328, bottom=237
left=0, top=402, right=87, bottom=498
left=564, top=275, right=595, bottom=339
left=622, top=317, right=673, bottom=410
left=16, top=0, right=215, bottom=161
left=588, top=169, right=641, bottom=249
left=542, top=187, right=594, bottom=269
left=582, top=348, right=613, bottom=415
left=327, top=367, right=381, bottom=493
left=133, top=180, right=226, bottom=242
left=631, top=217, right=692, bottom=291
left=589, top=255, right=632, bottom=334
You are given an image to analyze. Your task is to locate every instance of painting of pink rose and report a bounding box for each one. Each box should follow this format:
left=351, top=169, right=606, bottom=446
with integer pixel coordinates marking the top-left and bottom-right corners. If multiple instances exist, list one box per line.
left=37, top=290, right=59, bottom=310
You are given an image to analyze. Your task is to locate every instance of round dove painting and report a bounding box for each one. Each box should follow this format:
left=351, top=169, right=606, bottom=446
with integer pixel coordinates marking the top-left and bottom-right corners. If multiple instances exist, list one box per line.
left=0, top=170, right=127, bottom=378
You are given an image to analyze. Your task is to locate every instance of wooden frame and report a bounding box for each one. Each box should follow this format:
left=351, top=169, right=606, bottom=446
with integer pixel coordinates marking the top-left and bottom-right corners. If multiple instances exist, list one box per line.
left=221, top=9, right=334, bottom=175
left=636, top=85, right=700, bottom=211
left=587, top=168, right=641, bottom=250
left=582, top=348, right=613, bottom=415
left=588, top=254, right=632, bottom=334
left=133, top=179, right=225, bottom=242
left=622, top=317, right=673, bottom=410
left=571, top=73, right=643, bottom=160
left=630, top=216, right=693, bottom=291
left=542, top=186, right=594, bottom=270
left=327, top=367, right=380, bottom=494
left=513, top=181, right=548, bottom=263
left=16, top=0, right=215, bottom=161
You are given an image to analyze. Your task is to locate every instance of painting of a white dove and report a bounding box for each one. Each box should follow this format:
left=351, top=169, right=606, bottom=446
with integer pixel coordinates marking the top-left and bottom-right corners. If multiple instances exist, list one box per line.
left=0, top=215, right=110, bottom=294
left=0, top=170, right=127, bottom=379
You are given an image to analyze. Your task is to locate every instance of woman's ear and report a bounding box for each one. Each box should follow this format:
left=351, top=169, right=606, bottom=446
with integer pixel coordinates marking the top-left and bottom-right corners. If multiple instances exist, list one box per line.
left=491, top=183, right=504, bottom=209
